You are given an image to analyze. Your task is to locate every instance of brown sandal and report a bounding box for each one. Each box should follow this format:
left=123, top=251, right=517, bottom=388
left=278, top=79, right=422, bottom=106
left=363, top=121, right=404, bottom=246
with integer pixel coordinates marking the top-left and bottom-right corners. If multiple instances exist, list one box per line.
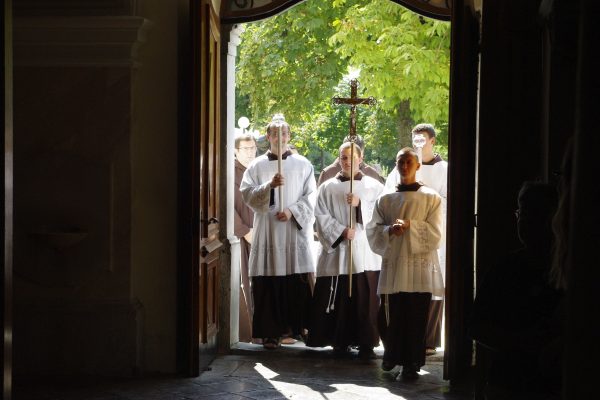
left=263, top=338, right=280, bottom=349
left=280, top=336, right=297, bottom=345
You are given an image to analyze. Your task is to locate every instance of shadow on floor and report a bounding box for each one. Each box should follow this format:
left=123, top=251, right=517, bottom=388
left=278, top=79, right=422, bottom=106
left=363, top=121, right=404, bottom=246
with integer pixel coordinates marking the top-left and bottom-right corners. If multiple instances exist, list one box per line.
left=14, top=342, right=473, bottom=400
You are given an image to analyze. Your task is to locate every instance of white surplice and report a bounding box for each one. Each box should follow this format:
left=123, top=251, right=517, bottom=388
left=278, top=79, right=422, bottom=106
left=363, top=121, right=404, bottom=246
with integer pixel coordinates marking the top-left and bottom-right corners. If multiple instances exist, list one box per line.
left=315, top=175, right=384, bottom=277
left=383, top=159, right=448, bottom=293
left=366, top=187, right=444, bottom=297
left=240, top=153, right=316, bottom=277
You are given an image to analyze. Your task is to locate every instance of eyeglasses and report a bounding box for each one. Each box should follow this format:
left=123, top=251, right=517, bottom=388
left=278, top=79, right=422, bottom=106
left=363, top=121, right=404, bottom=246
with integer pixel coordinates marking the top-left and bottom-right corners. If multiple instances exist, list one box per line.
left=237, top=146, right=256, bottom=151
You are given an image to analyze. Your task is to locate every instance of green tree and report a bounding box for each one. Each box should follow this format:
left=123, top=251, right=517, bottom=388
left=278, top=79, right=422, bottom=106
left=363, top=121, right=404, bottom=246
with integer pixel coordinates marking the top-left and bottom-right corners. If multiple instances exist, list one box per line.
left=236, top=0, right=450, bottom=171
left=330, top=0, right=450, bottom=125
left=237, top=1, right=358, bottom=128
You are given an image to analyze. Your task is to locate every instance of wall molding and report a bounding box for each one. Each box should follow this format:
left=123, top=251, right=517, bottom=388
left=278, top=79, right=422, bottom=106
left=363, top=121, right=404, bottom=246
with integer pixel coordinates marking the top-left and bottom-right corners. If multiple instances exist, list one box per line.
left=13, top=0, right=139, bottom=17
left=13, top=16, right=151, bottom=67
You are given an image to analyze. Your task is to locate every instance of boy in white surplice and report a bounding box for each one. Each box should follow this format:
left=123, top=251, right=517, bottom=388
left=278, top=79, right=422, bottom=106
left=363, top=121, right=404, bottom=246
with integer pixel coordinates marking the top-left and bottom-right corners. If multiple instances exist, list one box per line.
left=384, top=123, right=448, bottom=356
left=366, top=147, right=443, bottom=380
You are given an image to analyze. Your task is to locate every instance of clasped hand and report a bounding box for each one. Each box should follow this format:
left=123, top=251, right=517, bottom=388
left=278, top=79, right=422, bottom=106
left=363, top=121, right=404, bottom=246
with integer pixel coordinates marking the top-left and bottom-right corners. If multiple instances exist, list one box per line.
left=390, top=219, right=410, bottom=236
left=276, top=209, right=292, bottom=221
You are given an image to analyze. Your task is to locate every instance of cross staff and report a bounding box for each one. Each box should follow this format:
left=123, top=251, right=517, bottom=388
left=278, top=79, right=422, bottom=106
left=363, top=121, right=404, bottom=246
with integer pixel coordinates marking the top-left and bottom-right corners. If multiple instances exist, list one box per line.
left=332, top=79, right=376, bottom=297
left=271, top=114, right=286, bottom=212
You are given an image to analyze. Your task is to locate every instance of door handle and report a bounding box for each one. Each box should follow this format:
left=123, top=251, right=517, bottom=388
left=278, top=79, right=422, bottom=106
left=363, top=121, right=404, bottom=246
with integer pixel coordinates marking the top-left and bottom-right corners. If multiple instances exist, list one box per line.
left=201, top=217, right=219, bottom=225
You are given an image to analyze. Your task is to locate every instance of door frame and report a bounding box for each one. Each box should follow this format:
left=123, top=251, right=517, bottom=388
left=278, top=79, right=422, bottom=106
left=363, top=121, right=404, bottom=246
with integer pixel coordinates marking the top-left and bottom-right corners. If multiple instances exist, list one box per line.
left=177, top=0, right=481, bottom=382
left=2, top=0, right=14, bottom=397
left=445, top=0, right=479, bottom=384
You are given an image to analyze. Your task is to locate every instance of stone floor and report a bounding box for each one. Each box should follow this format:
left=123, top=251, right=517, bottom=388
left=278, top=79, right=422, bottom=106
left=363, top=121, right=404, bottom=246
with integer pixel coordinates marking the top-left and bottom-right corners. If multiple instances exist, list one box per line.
left=14, top=342, right=474, bottom=400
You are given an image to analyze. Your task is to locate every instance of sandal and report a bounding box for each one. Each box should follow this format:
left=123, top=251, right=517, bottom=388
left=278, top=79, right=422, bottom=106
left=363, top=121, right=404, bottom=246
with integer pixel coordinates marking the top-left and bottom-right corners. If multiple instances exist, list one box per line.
left=263, top=338, right=280, bottom=350
left=280, top=337, right=296, bottom=345
left=425, top=347, right=437, bottom=356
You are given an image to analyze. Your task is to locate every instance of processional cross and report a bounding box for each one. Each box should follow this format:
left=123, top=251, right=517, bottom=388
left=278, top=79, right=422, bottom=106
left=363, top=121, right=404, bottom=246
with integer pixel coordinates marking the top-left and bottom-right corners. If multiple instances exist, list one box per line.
left=332, top=79, right=376, bottom=297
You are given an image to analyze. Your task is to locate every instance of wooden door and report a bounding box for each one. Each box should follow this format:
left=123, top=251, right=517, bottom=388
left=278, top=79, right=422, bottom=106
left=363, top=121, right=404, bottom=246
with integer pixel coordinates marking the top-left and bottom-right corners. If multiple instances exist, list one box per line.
left=178, top=0, right=222, bottom=377
left=444, top=0, right=479, bottom=384
left=196, top=0, right=222, bottom=370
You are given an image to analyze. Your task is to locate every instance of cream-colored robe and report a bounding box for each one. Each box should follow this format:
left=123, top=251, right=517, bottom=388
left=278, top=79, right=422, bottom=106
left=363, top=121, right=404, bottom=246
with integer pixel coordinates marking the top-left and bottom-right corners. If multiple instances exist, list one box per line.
left=384, top=160, right=448, bottom=295
left=366, top=187, right=444, bottom=297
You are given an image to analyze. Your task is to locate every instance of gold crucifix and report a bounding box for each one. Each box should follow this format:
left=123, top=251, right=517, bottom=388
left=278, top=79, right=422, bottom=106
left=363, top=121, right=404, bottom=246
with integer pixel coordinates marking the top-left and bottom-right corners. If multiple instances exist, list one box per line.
left=332, top=79, right=376, bottom=298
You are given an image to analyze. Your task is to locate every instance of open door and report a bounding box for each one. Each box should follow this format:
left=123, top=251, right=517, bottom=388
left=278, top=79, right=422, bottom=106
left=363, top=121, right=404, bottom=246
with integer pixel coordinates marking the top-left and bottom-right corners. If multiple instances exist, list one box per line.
left=444, top=0, right=479, bottom=384
left=198, top=0, right=223, bottom=363
left=179, top=0, right=223, bottom=376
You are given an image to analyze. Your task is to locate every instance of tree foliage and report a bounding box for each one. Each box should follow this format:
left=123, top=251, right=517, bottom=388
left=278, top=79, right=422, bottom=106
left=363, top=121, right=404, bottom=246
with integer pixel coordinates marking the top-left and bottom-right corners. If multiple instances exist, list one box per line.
left=236, top=0, right=450, bottom=173
left=330, top=0, right=450, bottom=124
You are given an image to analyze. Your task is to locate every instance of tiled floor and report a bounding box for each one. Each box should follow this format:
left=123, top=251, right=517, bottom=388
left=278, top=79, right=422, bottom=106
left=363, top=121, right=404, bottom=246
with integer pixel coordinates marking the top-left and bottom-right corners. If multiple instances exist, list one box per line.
left=14, top=342, right=473, bottom=400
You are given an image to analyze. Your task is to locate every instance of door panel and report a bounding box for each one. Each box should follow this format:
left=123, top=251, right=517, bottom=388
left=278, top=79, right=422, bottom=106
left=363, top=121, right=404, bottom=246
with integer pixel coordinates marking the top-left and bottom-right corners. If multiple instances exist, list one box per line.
left=198, top=0, right=222, bottom=357
left=444, top=0, right=478, bottom=384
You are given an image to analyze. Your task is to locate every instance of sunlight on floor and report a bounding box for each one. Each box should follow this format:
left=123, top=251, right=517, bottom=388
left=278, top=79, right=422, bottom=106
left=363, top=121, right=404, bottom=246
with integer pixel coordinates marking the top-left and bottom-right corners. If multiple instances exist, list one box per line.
left=254, top=362, right=279, bottom=379
left=254, top=362, right=330, bottom=399
left=331, top=384, right=406, bottom=399
left=254, top=363, right=404, bottom=400
left=253, top=361, right=440, bottom=399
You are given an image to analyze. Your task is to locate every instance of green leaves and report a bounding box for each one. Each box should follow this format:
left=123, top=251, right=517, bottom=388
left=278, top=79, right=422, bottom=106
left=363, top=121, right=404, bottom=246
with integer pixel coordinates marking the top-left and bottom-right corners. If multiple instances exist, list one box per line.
left=236, top=0, right=450, bottom=172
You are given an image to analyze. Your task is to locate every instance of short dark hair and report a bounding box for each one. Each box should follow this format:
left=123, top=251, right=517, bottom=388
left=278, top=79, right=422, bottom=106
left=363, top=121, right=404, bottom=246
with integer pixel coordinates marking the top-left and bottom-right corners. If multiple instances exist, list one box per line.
left=266, top=121, right=290, bottom=136
left=412, top=123, right=436, bottom=139
left=235, top=134, right=256, bottom=148
left=396, top=147, right=419, bottom=161
left=343, top=134, right=365, bottom=151
left=339, top=141, right=363, bottom=158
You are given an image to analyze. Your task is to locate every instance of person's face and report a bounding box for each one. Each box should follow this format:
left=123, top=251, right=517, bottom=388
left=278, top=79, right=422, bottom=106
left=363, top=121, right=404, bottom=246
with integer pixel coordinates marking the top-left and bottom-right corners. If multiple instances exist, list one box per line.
left=338, top=145, right=363, bottom=177
left=267, top=126, right=290, bottom=152
left=396, top=152, right=420, bottom=182
left=412, top=131, right=434, bottom=153
left=235, top=139, right=257, bottom=167
left=516, top=204, right=554, bottom=249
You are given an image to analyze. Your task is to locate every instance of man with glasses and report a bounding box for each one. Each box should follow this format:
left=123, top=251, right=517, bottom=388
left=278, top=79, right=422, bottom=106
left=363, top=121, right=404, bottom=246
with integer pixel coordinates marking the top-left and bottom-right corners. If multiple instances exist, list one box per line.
left=470, top=181, right=561, bottom=399
left=234, top=134, right=258, bottom=343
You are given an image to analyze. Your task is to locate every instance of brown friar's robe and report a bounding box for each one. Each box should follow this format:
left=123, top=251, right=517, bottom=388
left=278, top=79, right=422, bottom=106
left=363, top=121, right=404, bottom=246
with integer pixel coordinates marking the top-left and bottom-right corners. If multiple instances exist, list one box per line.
left=234, top=158, right=254, bottom=342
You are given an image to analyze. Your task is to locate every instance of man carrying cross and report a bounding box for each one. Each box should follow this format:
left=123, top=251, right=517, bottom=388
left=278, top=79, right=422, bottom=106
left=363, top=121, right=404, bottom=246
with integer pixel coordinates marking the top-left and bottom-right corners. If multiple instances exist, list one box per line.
left=306, top=79, right=383, bottom=359
left=307, top=140, right=384, bottom=359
